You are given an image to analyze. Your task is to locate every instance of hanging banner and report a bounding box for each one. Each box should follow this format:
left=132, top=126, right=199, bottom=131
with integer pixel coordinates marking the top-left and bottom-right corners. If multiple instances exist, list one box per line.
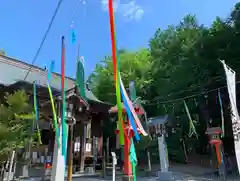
left=221, top=60, right=240, bottom=173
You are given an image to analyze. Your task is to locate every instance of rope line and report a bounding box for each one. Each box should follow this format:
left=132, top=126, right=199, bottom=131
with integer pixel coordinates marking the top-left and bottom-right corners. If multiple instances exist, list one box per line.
left=145, top=81, right=240, bottom=106
left=23, top=0, right=64, bottom=81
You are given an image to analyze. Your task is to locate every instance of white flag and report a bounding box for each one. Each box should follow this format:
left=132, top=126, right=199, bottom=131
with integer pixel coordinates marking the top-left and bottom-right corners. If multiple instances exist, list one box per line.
left=221, top=60, right=240, bottom=174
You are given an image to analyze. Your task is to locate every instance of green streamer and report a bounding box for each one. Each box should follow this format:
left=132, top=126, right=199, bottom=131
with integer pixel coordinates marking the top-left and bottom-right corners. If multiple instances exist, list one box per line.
left=33, top=81, right=42, bottom=144
left=116, top=73, right=124, bottom=145
left=129, top=139, right=137, bottom=181
left=47, top=83, right=60, bottom=148
left=129, top=81, right=137, bottom=101
left=183, top=100, right=198, bottom=139
left=114, top=33, right=124, bottom=145
left=76, top=58, right=86, bottom=98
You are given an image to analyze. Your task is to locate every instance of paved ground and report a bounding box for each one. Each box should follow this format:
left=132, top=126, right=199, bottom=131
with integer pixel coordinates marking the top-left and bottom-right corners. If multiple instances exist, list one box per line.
left=16, top=164, right=240, bottom=181
left=20, top=174, right=235, bottom=181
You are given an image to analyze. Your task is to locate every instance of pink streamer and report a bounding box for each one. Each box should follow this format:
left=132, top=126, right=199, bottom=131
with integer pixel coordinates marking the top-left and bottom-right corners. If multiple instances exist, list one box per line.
left=119, top=76, right=148, bottom=136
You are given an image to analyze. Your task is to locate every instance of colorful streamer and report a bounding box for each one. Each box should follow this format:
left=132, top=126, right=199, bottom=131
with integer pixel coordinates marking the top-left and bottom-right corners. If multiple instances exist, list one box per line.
left=121, top=88, right=140, bottom=141
left=47, top=61, right=60, bottom=148
left=47, top=61, right=55, bottom=82
left=76, top=58, right=86, bottom=98
left=108, top=0, right=124, bottom=145
left=47, top=84, right=60, bottom=148
left=129, top=139, right=137, bottom=181
left=218, top=89, right=225, bottom=137
left=33, top=81, right=42, bottom=144
left=119, top=76, right=148, bottom=136
left=183, top=100, right=198, bottom=139
left=129, top=81, right=137, bottom=101
left=72, top=29, right=76, bottom=44
left=127, top=81, right=140, bottom=140
left=61, top=36, right=68, bottom=161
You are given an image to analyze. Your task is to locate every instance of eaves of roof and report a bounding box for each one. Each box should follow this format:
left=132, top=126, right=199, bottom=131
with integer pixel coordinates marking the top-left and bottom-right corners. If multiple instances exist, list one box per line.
left=0, top=55, right=102, bottom=103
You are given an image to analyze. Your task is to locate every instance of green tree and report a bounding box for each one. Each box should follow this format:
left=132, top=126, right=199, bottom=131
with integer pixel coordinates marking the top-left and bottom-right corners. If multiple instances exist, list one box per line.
left=88, top=49, right=153, bottom=104
left=0, top=49, right=6, bottom=55
left=89, top=2, right=240, bottom=161
left=0, top=90, right=35, bottom=161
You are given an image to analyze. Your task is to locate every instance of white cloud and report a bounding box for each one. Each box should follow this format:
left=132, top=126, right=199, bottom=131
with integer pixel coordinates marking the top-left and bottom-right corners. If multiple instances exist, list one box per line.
left=101, top=0, right=120, bottom=12
left=100, top=0, right=145, bottom=22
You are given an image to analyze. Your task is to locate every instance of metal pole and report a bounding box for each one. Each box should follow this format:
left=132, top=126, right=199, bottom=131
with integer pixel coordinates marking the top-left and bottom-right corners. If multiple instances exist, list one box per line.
left=106, top=138, right=109, bottom=166
left=102, top=149, right=106, bottom=178
left=147, top=151, right=151, bottom=171
left=7, top=150, right=15, bottom=181
left=111, top=152, right=116, bottom=181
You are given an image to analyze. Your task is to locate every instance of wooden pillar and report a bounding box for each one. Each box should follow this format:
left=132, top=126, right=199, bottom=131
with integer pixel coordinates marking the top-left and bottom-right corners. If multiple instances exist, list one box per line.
left=79, top=122, right=86, bottom=172
left=98, top=119, right=103, bottom=156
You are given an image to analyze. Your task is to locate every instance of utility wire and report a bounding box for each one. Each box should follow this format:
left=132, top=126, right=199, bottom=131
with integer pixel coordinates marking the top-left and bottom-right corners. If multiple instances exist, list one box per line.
left=144, top=80, right=240, bottom=106
left=151, top=76, right=224, bottom=101
left=23, top=0, right=64, bottom=81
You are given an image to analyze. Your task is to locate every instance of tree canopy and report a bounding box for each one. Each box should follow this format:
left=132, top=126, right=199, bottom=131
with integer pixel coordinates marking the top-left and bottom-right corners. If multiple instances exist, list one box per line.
left=0, top=90, right=35, bottom=160
left=88, top=3, right=240, bottom=117
left=88, top=3, right=240, bottom=160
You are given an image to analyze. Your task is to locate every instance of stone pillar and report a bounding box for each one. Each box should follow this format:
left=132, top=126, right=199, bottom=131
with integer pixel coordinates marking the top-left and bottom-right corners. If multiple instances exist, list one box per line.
left=51, top=123, right=69, bottom=181
left=51, top=125, right=65, bottom=181
left=158, top=135, right=168, bottom=172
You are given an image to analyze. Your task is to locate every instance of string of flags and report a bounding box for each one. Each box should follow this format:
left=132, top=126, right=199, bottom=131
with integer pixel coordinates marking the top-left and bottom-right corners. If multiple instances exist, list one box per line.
left=149, top=83, right=230, bottom=139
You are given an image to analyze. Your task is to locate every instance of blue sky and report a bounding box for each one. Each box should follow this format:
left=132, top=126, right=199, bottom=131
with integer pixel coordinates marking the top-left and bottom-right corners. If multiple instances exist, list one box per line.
left=0, top=0, right=238, bottom=79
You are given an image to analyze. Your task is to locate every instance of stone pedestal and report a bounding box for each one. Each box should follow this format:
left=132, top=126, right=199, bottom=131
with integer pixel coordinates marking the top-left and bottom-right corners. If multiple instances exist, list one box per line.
left=158, top=135, right=168, bottom=172
left=50, top=139, right=65, bottom=181
left=51, top=125, right=68, bottom=181
left=157, top=171, right=172, bottom=181
left=85, top=167, right=95, bottom=174
left=122, top=174, right=134, bottom=181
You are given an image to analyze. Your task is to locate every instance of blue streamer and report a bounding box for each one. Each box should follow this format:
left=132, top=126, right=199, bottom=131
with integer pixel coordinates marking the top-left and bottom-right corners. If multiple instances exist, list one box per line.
left=120, top=88, right=140, bottom=141
left=48, top=60, right=55, bottom=83
left=72, top=29, right=76, bottom=44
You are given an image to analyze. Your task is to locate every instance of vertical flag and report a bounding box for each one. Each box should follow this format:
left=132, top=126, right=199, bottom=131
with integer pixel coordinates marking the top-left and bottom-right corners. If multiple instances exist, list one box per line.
left=183, top=100, right=198, bottom=139
left=47, top=60, right=60, bottom=148
left=33, top=81, right=42, bottom=144
left=71, top=21, right=76, bottom=44
left=129, top=139, right=137, bottom=181
left=221, top=60, right=240, bottom=173
left=129, top=81, right=137, bottom=101
left=76, top=55, right=86, bottom=98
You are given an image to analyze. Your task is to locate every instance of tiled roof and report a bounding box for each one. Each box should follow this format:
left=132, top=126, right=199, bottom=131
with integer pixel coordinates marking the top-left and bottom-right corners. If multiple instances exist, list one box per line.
left=0, top=55, right=102, bottom=103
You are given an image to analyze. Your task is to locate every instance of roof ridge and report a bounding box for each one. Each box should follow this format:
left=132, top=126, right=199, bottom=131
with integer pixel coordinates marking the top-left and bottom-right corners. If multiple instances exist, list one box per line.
left=0, top=54, right=75, bottom=82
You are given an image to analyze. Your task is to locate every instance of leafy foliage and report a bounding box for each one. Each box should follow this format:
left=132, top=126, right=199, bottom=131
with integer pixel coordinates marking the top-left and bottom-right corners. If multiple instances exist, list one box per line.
left=89, top=3, right=240, bottom=160
left=88, top=49, right=153, bottom=104
left=0, top=90, right=35, bottom=160
left=0, top=49, right=6, bottom=55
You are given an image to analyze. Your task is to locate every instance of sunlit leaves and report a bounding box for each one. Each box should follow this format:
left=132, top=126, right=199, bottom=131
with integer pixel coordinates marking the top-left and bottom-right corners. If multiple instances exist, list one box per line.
left=0, top=90, right=35, bottom=159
